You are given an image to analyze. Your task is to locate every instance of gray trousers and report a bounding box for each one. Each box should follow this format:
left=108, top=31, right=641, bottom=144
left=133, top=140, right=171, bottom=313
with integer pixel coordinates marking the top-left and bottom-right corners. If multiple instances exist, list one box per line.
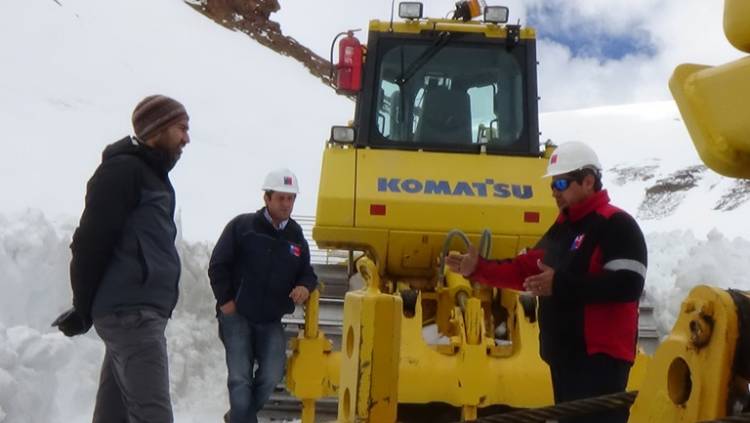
left=92, top=309, right=173, bottom=423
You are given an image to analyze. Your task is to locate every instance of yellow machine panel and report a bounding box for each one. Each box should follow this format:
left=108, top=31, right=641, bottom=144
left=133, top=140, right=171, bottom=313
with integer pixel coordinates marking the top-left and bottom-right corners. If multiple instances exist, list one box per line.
left=315, top=144, right=356, bottom=227
left=314, top=147, right=557, bottom=277
left=354, top=148, right=554, bottom=235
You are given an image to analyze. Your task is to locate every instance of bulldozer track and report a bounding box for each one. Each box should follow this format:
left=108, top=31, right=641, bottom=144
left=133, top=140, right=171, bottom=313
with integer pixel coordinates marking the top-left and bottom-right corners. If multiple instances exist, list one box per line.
left=469, top=391, right=637, bottom=423
left=465, top=391, right=750, bottom=423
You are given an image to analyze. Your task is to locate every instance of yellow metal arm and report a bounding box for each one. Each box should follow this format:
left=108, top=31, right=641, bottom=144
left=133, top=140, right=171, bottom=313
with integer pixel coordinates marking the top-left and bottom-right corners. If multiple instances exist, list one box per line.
left=670, top=0, right=750, bottom=179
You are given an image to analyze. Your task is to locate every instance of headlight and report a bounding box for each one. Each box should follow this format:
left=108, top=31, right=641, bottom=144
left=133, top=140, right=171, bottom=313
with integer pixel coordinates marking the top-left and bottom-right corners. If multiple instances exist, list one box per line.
left=330, top=126, right=355, bottom=144
left=484, top=6, right=509, bottom=24
left=399, top=2, right=423, bottom=20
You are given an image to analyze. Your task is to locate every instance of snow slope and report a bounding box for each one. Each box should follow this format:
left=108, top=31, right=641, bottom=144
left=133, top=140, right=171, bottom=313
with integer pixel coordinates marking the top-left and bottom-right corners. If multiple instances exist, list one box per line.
left=0, top=0, right=352, bottom=243
left=1, top=1, right=749, bottom=422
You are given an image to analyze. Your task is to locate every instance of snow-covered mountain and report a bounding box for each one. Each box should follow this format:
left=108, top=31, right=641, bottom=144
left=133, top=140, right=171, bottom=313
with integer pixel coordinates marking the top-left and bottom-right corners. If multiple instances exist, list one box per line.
left=1, top=1, right=748, bottom=422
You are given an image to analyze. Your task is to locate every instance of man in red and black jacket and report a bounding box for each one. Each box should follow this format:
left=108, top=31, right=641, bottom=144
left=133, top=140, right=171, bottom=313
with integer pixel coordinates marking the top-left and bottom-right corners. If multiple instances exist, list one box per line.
left=447, top=141, right=647, bottom=423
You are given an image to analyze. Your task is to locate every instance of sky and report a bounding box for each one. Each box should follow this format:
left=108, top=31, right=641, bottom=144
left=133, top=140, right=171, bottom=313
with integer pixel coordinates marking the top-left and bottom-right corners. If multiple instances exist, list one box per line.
left=1, top=1, right=750, bottom=422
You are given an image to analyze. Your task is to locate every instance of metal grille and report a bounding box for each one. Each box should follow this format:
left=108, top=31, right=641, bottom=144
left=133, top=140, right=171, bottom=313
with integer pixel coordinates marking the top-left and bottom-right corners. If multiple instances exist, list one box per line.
left=292, top=215, right=349, bottom=265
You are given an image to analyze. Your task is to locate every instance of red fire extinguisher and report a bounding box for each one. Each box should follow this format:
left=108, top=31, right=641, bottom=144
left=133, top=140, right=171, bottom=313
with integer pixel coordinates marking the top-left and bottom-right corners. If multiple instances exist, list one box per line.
left=335, top=31, right=363, bottom=93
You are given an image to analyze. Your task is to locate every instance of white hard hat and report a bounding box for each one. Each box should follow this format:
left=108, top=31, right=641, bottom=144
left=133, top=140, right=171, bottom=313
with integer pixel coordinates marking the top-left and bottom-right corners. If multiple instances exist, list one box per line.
left=262, top=168, right=299, bottom=194
left=544, top=141, right=602, bottom=177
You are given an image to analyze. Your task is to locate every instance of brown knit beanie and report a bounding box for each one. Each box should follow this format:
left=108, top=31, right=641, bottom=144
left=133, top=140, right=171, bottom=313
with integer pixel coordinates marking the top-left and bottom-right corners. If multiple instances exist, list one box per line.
left=131, top=95, right=188, bottom=141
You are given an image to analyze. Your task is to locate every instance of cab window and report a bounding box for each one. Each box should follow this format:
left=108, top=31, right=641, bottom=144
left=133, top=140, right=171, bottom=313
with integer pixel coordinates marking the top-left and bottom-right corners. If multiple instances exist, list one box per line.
left=372, top=37, right=527, bottom=151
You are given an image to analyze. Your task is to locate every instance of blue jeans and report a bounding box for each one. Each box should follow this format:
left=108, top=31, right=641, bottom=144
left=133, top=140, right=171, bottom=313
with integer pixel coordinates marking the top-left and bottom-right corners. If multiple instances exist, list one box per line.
left=218, top=313, right=286, bottom=423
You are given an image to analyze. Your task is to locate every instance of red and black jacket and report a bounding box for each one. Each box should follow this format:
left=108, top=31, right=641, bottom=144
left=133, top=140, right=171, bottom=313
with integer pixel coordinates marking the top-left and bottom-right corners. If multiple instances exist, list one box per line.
left=471, top=190, right=647, bottom=366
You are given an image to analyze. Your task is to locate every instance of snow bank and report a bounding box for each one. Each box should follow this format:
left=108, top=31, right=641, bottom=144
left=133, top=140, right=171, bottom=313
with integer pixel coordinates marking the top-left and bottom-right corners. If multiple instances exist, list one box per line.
left=0, top=211, right=227, bottom=423
left=2, top=211, right=749, bottom=422
left=0, top=324, right=101, bottom=423
left=645, top=229, right=750, bottom=335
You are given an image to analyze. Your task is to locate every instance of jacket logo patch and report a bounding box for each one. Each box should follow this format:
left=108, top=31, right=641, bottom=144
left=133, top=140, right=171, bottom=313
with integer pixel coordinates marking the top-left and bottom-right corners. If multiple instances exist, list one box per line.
left=289, top=244, right=301, bottom=257
left=571, top=234, right=585, bottom=250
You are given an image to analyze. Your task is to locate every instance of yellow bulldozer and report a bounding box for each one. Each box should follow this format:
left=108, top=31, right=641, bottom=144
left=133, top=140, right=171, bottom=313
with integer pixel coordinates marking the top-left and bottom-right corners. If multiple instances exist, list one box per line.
left=280, top=0, right=750, bottom=421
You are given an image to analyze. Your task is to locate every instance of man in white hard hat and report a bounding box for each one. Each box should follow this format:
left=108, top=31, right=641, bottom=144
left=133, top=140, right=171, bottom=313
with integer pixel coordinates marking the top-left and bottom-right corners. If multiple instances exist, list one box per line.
left=208, top=168, right=318, bottom=423
left=446, top=142, right=647, bottom=423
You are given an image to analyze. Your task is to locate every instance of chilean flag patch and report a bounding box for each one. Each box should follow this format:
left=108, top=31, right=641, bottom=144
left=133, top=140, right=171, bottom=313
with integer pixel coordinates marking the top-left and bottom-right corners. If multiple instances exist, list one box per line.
left=571, top=234, right=585, bottom=250
left=283, top=176, right=293, bottom=186
left=290, top=243, right=301, bottom=257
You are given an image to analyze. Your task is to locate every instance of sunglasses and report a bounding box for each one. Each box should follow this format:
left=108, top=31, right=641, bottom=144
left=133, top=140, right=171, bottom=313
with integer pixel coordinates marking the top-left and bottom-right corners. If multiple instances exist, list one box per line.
left=550, top=177, right=576, bottom=192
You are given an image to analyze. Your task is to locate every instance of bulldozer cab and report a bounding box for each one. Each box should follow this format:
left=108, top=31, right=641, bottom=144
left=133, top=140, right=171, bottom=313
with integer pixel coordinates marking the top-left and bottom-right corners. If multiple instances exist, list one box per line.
left=359, top=25, right=539, bottom=155
left=316, top=17, right=553, bottom=278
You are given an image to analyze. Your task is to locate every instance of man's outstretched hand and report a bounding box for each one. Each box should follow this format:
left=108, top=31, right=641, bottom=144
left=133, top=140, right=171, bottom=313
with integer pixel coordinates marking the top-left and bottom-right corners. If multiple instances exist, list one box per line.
left=445, top=244, right=479, bottom=277
left=523, top=260, right=555, bottom=296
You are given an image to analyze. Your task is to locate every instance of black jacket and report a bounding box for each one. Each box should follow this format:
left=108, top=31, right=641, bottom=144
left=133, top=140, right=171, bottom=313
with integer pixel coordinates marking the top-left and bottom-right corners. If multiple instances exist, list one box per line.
left=70, top=136, right=181, bottom=320
left=208, top=209, right=318, bottom=323
left=472, top=190, right=647, bottom=366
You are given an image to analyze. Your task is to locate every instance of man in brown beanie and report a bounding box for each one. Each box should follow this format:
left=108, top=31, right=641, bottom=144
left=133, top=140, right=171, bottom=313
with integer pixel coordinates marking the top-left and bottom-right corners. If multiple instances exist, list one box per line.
left=59, top=94, right=189, bottom=423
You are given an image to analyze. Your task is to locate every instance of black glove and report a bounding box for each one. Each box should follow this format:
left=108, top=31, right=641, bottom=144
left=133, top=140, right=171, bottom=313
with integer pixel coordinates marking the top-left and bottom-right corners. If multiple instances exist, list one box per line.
left=52, top=307, right=92, bottom=337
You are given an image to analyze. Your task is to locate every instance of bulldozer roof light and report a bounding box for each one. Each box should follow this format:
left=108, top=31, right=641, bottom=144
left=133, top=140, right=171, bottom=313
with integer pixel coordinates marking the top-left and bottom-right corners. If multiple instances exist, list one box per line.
left=398, top=2, right=423, bottom=20
left=484, top=6, right=509, bottom=24
left=330, top=126, right=355, bottom=144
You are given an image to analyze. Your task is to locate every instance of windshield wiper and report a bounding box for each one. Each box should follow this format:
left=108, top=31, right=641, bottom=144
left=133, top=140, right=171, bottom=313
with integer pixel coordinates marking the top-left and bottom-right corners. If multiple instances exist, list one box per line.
left=395, top=31, right=453, bottom=86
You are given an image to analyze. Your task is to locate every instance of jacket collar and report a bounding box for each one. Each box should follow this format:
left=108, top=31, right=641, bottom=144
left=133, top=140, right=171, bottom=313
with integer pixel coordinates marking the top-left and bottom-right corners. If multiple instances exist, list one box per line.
left=263, top=207, right=289, bottom=230
left=558, top=189, right=610, bottom=223
left=256, top=207, right=291, bottom=233
left=102, top=136, right=173, bottom=176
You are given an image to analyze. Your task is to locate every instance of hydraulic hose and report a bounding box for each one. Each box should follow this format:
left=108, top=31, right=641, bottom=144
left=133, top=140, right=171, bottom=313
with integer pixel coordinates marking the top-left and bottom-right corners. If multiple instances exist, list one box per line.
left=478, top=228, right=492, bottom=258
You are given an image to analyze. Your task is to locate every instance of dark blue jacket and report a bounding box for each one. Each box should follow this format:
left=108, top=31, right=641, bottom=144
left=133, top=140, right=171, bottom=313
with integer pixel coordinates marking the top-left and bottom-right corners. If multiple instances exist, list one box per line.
left=208, top=210, right=317, bottom=323
left=70, top=136, right=181, bottom=320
